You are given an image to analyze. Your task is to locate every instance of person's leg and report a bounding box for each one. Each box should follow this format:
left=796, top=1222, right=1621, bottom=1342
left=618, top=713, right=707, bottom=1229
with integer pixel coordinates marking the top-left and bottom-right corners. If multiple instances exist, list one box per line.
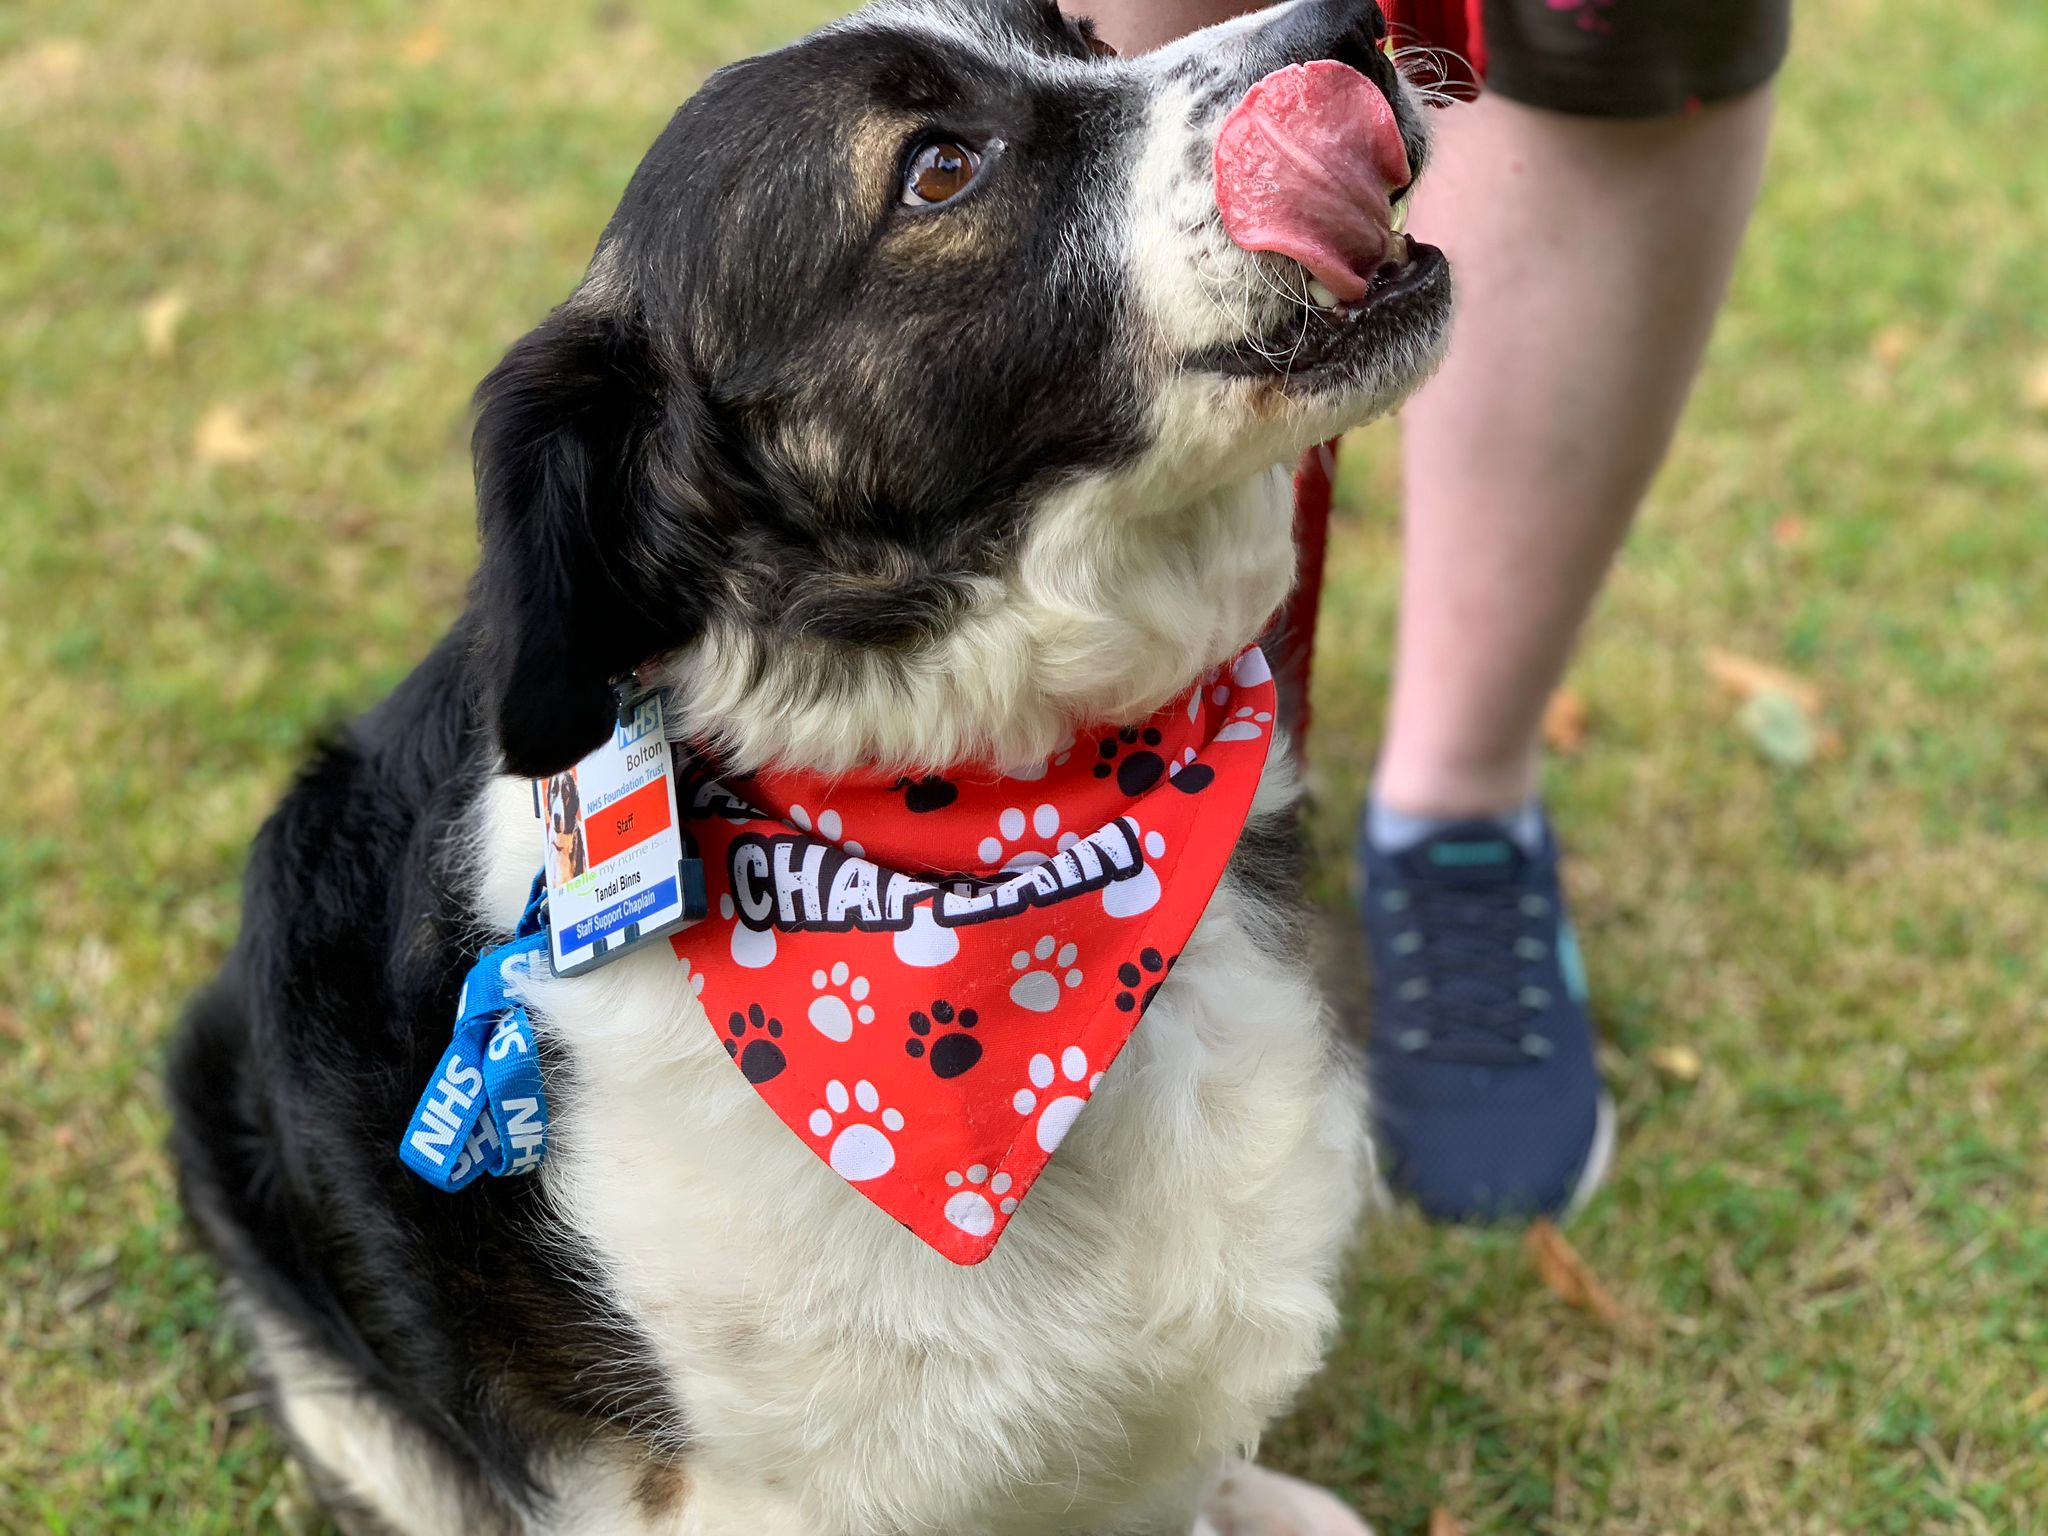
left=1375, top=87, right=1775, bottom=818
left=1357, top=77, right=1777, bottom=1223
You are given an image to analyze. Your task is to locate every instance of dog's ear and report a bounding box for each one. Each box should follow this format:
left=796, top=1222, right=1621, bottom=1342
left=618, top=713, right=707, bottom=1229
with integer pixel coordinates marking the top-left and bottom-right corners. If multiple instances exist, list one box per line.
left=468, top=304, right=716, bottom=777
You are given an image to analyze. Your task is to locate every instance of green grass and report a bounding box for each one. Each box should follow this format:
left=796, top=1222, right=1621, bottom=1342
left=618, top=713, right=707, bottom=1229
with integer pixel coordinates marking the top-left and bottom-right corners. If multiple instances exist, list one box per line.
left=2, top=0, right=2044, bottom=1530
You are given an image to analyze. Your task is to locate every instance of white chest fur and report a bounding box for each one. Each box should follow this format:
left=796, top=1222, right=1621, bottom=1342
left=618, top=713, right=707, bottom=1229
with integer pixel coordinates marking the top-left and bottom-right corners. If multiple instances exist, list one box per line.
left=472, top=758, right=1368, bottom=1536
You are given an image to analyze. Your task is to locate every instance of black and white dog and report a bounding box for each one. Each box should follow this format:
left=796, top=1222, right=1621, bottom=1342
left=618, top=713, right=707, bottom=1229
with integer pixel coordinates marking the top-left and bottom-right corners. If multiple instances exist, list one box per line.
left=170, top=0, right=1450, bottom=1529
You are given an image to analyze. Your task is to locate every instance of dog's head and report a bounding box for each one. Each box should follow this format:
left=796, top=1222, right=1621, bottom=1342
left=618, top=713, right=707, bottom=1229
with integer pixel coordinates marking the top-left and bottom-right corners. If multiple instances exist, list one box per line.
left=470, top=0, right=1449, bottom=778
left=547, top=771, right=580, bottom=836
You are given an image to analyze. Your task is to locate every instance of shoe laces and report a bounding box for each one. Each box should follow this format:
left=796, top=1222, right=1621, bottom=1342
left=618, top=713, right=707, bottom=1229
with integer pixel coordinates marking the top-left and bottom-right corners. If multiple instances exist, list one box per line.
left=1377, top=874, right=1559, bottom=1067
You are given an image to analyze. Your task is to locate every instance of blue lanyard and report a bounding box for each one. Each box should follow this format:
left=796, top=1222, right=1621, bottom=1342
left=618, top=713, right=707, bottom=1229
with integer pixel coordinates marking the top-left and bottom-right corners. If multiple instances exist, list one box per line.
left=398, top=873, right=552, bottom=1192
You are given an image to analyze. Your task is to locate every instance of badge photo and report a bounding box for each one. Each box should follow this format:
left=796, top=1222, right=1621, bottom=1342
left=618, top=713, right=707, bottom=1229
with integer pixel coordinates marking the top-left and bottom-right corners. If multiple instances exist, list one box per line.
left=538, top=692, right=705, bottom=977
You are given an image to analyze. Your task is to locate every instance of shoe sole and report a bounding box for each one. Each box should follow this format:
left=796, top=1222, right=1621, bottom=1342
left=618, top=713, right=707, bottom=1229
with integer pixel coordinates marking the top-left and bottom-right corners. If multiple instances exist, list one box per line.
left=1364, top=1090, right=1617, bottom=1227
left=1561, top=1090, right=1617, bottom=1222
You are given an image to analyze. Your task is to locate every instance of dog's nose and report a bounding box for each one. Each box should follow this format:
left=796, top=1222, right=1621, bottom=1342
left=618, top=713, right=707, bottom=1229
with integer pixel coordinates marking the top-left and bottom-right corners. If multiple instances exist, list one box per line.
left=1250, top=0, right=1394, bottom=84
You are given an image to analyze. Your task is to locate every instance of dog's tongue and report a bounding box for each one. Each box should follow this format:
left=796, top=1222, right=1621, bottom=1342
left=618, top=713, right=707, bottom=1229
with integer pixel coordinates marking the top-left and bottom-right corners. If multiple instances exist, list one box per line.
left=1214, top=61, right=1411, bottom=304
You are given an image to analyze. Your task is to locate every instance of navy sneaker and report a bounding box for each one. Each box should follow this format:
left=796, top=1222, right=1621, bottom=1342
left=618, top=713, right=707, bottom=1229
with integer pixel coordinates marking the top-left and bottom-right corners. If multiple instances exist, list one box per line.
left=1357, top=811, right=1614, bottom=1223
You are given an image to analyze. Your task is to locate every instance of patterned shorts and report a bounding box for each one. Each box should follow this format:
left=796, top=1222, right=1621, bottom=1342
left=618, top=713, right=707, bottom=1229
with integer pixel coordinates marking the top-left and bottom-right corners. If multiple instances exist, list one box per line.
left=1482, top=0, right=1791, bottom=118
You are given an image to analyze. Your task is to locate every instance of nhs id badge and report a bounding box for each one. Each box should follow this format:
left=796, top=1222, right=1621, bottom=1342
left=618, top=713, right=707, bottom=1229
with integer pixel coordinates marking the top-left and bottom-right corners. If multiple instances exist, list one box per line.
left=536, top=692, right=706, bottom=977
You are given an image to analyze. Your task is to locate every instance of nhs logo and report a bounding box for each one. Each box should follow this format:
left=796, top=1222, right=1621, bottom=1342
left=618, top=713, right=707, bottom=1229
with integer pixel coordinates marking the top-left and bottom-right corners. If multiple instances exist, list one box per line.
left=406, top=1053, right=483, bottom=1171
left=446, top=1111, right=501, bottom=1185
left=500, top=1096, right=545, bottom=1173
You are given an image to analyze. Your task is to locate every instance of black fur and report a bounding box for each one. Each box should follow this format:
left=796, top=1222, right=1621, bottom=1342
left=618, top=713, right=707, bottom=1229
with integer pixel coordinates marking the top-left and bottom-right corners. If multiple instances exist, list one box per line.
left=469, top=309, right=725, bottom=779
left=168, top=632, right=683, bottom=1514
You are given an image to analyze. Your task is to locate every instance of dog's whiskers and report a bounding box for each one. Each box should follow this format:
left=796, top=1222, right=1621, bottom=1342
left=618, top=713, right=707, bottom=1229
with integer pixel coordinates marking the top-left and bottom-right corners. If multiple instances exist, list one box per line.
left=1393, top=42, right=1475, bottom=106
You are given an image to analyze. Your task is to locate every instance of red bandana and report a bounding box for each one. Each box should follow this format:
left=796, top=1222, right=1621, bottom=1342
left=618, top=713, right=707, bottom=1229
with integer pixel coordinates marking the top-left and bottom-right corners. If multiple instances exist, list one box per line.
left=670, top=647, right=1278, bottom=1263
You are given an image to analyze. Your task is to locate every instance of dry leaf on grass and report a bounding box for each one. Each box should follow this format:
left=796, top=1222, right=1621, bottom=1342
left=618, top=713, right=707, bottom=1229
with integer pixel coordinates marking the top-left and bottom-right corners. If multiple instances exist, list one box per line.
left=400, top=26, right=449, bottom=65
left=141, top=289, right=189, bottom=360
left=1541, top=689, right=1589, bottom=755
left=1703, top=649, right=1821, bottom=712
left=1, top=39, right=90, bottom=114
left=1870, top=325, right=1914, bottom=368
left=2025, top=355, right=2048, bottom=415
left=1705, top=651, right=1836, bottom=767
left=17, top=37, right=89, bottom=77
left=1525, top=1218, right=1631, bottom=1327
left=163, top=523, right=216, bottom=561
left=1648, top=1043, right=1703, bottom=1083
left=1428, top=1508, right=1467, bottom=1536
left=193, top=405, right=263, bottom=466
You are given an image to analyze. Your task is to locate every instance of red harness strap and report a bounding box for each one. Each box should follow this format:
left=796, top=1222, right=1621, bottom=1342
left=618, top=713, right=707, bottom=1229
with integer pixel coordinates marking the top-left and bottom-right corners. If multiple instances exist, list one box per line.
left=1384, top=0, right=1488, bottom=92
left=1267, top=442, right=1339, bottom=748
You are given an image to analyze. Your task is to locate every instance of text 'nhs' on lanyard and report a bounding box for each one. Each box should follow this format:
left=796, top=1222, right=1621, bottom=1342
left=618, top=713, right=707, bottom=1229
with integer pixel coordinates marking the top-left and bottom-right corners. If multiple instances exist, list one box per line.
left=399, top=690, right=705, bottom=1192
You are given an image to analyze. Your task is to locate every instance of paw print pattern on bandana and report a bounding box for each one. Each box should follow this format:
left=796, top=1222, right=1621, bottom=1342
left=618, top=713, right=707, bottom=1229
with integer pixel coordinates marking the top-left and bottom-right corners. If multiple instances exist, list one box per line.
left=1212, top=650, right=1276, bottom=742
left=977, top=803, right=1075, bottom=870
left=719, top=893, right=776, bottom=968
left=943, top=1163, right=1017, bottom=1236
left=677, top=643, right=1278, bottom=1263
left=1165, top=746, right=1215, bottom=795
left=1093, top=726, right=1169, bottom=796
left=906, top=999, right=982, bottom=1078
left=807, top=961, right=875, bottom=1042
left=791, top=805, right=863, bottom=858
left=1113, top=948, right=1173, bottom=1015
left=1231, top=647, right=1273, bottom=689
left=724, top=1005, right=787, bottom=1083
left=1008, top=935, right=1082, bottom=1012
left=1003, top=740, right=1074, bottom=784
left=1102, top=829, right=1168, bottom=918
left=892, top=775, right=959, bottom=813
left=808, top=1079, right=904, bottom=1182
left=894, top=904, right=960, bottom=968
left=1214, top=704, right=1275, bottom=744
left=1011, top=1047, right=1099, bottom=1154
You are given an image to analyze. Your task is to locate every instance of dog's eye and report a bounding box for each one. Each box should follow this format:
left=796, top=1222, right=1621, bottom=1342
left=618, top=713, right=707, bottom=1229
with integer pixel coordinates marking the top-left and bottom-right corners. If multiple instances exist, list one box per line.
left=902, top=140, right=981, bottom=206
